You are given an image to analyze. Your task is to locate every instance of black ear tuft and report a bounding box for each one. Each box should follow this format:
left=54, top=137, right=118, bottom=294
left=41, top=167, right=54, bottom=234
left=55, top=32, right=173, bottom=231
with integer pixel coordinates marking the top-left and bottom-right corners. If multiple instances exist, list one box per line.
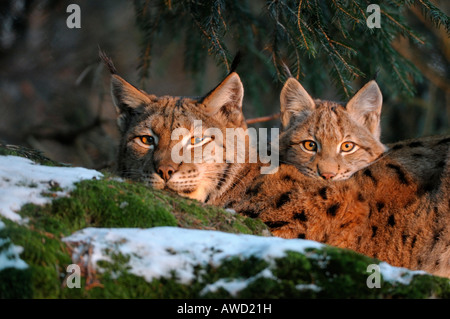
left=372, top=68, right=380, bottom=81
left=281, top=61, right=293, bottom=79
left=98, top=46, right=117, bottom=75
left=229, top=51, right=242, bottom=74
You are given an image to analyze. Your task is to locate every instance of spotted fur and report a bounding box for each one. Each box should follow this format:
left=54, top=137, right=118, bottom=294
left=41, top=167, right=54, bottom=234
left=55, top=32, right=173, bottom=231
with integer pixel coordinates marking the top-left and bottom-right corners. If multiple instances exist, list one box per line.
left=215, top=136, right=450, bottom=277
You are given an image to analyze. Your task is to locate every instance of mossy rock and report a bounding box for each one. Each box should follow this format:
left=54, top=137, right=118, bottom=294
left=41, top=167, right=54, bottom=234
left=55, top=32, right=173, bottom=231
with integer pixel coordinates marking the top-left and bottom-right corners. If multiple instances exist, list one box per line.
left=0, top=146, right=449, bottom=299
left=0, top=143, right=63, bottom=167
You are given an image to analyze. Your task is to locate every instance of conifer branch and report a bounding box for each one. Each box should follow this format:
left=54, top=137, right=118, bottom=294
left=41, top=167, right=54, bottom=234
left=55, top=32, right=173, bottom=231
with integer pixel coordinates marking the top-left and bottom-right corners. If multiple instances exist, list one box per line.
left=246, top=113, right=280, bottom=124
left=297, top=0, right=309, bottom=50
left=331, top=0, right=360, bottom=22
left=380, top=8, right=424, bottom=44
left=131, top=0, right=448, bottom=99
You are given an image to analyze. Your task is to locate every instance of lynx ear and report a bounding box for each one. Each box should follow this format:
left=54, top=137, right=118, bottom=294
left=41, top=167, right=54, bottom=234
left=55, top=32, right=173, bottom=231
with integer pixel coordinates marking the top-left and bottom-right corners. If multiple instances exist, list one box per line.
left=99, top=50, right=151, bottom=131
left=280, top=78, right=315, bottom=129
left=346, top=80, right=383, bottom=138
left=110, top=74, right=151, bottom=131
left=201, top=72, right=244, bottom=115
left=110, top=75, right=151, bottom=113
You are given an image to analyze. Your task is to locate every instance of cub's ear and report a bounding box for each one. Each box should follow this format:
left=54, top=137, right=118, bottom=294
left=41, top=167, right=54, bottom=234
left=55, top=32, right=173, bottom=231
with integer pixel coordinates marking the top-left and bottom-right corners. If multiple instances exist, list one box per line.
left=346, top=80, right=383, bottom=138
left=99, top=50, right=151, bottom=132
left=280, top=77, right=315, bottom=129
left=201, top=72, right=244, bottom=115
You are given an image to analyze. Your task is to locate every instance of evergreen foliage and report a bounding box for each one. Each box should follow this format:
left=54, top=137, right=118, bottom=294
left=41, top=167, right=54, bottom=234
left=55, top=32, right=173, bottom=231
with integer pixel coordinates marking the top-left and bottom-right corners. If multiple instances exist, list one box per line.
left=133, top=0, right=448, bottom=99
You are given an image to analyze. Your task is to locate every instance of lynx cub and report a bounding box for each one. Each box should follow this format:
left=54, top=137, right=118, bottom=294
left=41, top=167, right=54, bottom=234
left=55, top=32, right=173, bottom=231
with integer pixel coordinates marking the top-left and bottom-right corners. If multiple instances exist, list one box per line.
left=279, top=77, right=387, bottom=180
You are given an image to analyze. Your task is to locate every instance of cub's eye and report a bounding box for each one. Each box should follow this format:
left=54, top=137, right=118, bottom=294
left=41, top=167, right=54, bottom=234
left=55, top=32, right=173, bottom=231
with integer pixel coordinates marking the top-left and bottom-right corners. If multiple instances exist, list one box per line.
left=341, top=141, right=355, bottom=152
left=302, top=140, right=317, bottom=152
left=137, top=135, right=155, bottom=147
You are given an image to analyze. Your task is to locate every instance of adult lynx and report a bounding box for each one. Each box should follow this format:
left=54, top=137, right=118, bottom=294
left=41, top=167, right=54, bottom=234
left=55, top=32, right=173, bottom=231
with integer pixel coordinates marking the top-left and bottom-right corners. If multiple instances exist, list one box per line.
left=101, top=52, right=450, bottom=278
left=100, top=51, right=251, bottom=203
left=279, top=77, right=386, bottom=180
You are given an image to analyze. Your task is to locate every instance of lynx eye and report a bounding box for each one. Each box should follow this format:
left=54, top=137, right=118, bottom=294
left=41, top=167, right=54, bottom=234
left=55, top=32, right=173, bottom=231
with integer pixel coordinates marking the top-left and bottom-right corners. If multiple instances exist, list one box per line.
left=189, top=136, right=212, bottom=147
left=341, top=141, right=356, bottom=152
left=135, top=135, right=155, bottom=148
left=140, top=135, right=154, bottom=145
left=302, top=140, right=317, bottom=152
left=191, top=137, right=204, bottom=145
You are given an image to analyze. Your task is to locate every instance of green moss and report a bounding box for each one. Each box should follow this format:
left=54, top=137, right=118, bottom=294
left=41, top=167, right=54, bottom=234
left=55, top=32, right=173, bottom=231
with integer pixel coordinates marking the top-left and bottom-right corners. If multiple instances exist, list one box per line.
left=156, top=189, right=267, bottom=235
left=306, top=247, right=381, bottom=298
left=0, top=144, right=63, bottom=167
left=273, top=251, right=313, bottom=282
left=383, top=273, right=450, bottom=299
left=211, top=256, right=269, bottom=281
left=1, top=219, right=73, bottom=298
left=0, top=267, right=32, bottom=299
left=18, top=178, right=179, bottom=234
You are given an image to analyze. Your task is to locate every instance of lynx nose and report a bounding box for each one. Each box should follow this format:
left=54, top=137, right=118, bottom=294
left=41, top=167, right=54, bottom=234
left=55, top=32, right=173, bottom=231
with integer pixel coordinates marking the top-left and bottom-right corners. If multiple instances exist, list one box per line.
left=320, top=172, right=336, bottom=180
left=157, top=165, right=176, bottom=182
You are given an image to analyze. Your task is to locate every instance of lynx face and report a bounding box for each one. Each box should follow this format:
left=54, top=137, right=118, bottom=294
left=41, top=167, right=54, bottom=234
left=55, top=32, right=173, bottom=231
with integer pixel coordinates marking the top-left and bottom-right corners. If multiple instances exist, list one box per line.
left=279, top=78, right=387, bottom=181
left=103, top=56, right=247, bottom=202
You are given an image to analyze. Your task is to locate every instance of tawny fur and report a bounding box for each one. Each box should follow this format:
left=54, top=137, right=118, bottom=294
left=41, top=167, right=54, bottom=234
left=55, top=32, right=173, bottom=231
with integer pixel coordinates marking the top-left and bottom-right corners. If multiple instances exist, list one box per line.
left=214, top=136, right=450, bottom=278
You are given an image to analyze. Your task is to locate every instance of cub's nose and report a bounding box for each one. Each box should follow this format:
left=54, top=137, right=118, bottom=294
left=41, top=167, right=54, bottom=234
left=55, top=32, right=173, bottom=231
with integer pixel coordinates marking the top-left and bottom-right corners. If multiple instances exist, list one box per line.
left=320, top=172, right=336, bottom=180
left=157, top=165, right=176, bottom=182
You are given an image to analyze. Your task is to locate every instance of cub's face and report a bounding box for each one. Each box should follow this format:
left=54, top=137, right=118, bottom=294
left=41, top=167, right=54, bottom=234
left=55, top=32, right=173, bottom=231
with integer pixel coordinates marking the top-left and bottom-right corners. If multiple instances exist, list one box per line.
left=278, top=78, right=387, bottom=181
left=109, top=70, right=246, bottom=202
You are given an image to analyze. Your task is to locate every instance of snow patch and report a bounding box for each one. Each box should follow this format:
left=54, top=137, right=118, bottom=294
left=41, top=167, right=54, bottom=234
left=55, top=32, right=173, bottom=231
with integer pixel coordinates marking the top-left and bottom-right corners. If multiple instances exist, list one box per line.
left=0, top=237, right=28, bottom=271
left=0, top=155, right=103, bottom=222
left=63, top=227, right=323, bottom=285
left=295, top=283, right=322, bottom=292
left=224, top=208, right=236, bottom=215
left=201, top=278, right=252, bottom=296
left=200, top=268, right=277, bottom=296
left=63, top=227, right=432, bottom=292
left=379, top=262, right=427, bottom=285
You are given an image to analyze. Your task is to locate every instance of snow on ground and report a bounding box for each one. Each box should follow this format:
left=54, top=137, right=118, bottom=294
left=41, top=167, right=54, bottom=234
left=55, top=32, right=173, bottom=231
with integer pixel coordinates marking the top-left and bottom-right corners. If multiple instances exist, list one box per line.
left=200, top=268, right=277, bottom=296
left=0, top=236, right=28, bottom=271
left=378, top=262, right=427, bottom=285
left=0, top=155, right=103, bottom=221
left=0, top=155, right=101, bottom=272
left=63, top=227, right=430, bottom=295
left=63, top=227, right=323, bottom=286
left=0, top=220, right=28, bottom=271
